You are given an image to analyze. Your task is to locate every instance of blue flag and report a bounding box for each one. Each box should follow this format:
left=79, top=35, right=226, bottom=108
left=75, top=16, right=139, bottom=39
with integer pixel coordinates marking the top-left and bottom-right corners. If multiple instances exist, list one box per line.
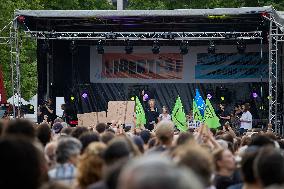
left=194, top=89, right=205, bottom=116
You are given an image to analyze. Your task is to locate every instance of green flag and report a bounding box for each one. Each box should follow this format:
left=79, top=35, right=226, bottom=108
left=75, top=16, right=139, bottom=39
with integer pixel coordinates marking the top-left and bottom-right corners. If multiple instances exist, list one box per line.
left=172, top=96, right=188, bottom=132
left=203, top=99, right=220, bottom=129
left=192, top=99, right=203, bottom=122
left=135, top=96, right=146, bottom=128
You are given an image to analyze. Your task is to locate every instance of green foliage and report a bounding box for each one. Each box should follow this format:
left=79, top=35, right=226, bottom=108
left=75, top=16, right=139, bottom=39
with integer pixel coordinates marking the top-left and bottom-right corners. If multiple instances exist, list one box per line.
left=0, top=0, right=283, bottom=100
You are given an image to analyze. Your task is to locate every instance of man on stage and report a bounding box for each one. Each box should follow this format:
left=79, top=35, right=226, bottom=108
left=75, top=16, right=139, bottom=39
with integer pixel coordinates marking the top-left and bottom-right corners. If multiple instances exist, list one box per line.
left=239, top=103, right=252, bottom=135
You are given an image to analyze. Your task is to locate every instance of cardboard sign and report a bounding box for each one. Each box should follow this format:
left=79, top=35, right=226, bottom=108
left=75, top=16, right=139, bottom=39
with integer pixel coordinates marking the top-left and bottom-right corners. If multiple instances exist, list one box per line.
left=107, top=101, right=135, bottom=124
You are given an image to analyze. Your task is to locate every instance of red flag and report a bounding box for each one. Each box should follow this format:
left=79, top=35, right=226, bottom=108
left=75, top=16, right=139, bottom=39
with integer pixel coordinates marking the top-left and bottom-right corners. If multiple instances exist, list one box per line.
left=0, top=65, right=7, bottom=104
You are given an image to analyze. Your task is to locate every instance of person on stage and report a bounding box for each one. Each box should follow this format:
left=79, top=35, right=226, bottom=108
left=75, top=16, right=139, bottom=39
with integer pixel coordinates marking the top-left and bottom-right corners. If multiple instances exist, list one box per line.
left=38, top=98, right=56, bottom=123
left=145, top=99, right=159, bottom=131
left=158, top=106, right=171, bottom=122
left=216, top=103, right=231, bottom=127
left=239, top=103, right=252, bottom=135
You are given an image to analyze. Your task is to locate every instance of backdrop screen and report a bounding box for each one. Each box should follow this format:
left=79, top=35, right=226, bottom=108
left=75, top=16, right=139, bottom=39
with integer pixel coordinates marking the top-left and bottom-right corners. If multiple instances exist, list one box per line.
left=102, top=53, right=183, bottom=79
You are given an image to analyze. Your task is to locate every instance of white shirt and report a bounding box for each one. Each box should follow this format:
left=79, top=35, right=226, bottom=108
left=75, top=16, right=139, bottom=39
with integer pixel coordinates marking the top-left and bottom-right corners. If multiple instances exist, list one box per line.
left=159, top=113, right=171, bottom=121
left=240, top=111, right=252, bottom=130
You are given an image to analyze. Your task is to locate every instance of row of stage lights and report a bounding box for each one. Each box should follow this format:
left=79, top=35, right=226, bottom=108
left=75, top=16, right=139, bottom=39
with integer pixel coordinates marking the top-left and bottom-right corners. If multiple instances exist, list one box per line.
left=96, top=39, right=247, bottom=55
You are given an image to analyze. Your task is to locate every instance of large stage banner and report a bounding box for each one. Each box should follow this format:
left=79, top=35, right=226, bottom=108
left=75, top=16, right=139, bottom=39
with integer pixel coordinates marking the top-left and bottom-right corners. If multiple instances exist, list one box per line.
left=195, top=53, right=268, bottom=79
left=101, top=53, right=183, bottom=79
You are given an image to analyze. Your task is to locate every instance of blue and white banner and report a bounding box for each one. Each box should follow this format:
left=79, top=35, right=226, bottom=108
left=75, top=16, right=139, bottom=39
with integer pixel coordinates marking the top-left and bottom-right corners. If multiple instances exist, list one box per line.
left=196, top=53, right=268, bottom=79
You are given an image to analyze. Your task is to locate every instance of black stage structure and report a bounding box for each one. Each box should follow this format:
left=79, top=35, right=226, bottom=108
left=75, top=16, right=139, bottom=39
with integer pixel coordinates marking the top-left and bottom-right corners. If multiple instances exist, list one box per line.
left=1, top=7, right=284, bottom=133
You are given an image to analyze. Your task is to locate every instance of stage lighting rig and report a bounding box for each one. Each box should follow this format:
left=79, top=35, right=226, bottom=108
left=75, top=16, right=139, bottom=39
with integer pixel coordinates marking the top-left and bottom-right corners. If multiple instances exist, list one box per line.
left=106, top=32, right=117, bottom=39
left=163, top=32, right=175, bottom=40
left=152, top=40, right=160, bottom=54
left=97, top=40, right=105, bottom=54
left=237, top=39, right=246, bottom=53
left=179, top=41, right=188, bottom=55
left=208, top=41, right=216, bottom=54
left=125, top=40, right=133, bottom=54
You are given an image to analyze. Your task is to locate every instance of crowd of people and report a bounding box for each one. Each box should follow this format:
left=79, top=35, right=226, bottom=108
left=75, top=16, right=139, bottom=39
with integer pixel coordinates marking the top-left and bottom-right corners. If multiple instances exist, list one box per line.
left=0, top=98, right=284, bottom=189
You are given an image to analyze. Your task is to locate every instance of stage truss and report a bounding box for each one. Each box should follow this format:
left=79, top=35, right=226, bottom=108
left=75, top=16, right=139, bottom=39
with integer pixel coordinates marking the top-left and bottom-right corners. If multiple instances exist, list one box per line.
left=0, top=11, right=283, bottom=134
left=262, top=14, right=284, bottom=134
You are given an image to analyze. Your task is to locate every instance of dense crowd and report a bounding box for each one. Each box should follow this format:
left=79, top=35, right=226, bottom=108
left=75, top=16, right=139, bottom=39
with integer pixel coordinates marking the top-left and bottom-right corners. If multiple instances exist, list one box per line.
left=0, top=112, right=284, bottom=189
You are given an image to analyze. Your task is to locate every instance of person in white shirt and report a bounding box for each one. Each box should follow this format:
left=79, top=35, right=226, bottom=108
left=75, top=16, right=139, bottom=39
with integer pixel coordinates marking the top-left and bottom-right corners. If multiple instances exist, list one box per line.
left=239, top=103, right=252, bottom=135
left=158, top=106, right=171, bottom=122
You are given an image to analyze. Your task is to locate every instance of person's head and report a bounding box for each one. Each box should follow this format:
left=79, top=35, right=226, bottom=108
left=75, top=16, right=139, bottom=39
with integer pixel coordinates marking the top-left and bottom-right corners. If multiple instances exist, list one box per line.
left=118, top=155, right=203, bottom=189
left=213, top=149, right=236, bottom=174
left=71, top=126, right=89, bottom=139
left=149, top=99, right=155, bottom=109
left=52, top=122, right=63, bottom=134
left=56, top=137, right=82, bottom=165
left=243, top=103, right=250, bottom=112
left=44, top=141, right=57, bottom=169
left=176, top=132, right=194, bottom=146
left=77, top=142, right=106, bottom=189
left=101, top=131, right=115, bottom=144
left=221, top=133, right=234, bottom=144
left=140, top=130, right=151, bottom=145
left=103, top=138, right=131, bottom=166
left=254, top=146, right=284, bottom=187
left=79, top=132, right=100, bottom=153
left=240, top=147, right=259, bottom=184
left=132, top=136, right=144, bottom=154
left=241, top=136, right=252, bottom=146
left=0, top=137, right=46, bottom=189
left=155, top=121, right=174, bottom=146
left=162, top=106, right=168, bottom=114
left=174, top=145, right=214, bottom=187
left=37, top=123, right=52, bottom=146
left=96, top=123, right=107, bottom=134
left=61, top=104, right=66, bottom=111
left=250, top=135, right=274, bottom=147
left=53, top=117, right=63, bottom=123
left=61, top=127, right=73, bottom=136
left=4, top=119, right=36, bottom=139
left=47, top=98, right=53, bottom=105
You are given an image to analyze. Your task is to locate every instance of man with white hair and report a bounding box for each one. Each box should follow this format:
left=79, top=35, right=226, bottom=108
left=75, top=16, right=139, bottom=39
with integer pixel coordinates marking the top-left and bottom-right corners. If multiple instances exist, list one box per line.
left=48, top=137, right=82, bottom=185
left=118, top=155, right=203, bottom=189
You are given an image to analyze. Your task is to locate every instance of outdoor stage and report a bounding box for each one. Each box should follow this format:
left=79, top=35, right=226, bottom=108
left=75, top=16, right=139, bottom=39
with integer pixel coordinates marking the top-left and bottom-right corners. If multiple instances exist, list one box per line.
left=1, top=7, right=284, bottom=133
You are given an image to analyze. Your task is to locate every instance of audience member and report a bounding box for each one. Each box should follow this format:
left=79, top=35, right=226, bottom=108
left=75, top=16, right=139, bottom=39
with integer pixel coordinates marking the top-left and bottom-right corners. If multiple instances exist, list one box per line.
left=48, top=137, right=82, bottom=185
left=77, top=142, right=106, bottom=189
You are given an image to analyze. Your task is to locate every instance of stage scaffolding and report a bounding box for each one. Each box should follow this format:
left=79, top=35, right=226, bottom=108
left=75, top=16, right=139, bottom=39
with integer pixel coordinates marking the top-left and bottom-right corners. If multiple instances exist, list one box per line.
left=0, top=7, right=283, bottom=134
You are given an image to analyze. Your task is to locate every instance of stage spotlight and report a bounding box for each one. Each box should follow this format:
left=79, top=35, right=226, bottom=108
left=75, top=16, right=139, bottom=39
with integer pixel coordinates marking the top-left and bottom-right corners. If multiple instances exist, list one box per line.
left=125, top=40, right=133, bottom=54
left=97, top=40, right=104, bottom=54
left=180, top=41, right=189, bottom=55
left=237, top=39, right=246, bottom=53
left=208, top=41, right=216, bottom=54
left=207, top=93, right=212, bottom=100
left=130, top=96, right=135, bottom=101
left=221, top=96, right=225, bottom=101
left=252, top=92, right=258, bottom=98
left=82, top=93, right=88, bottom=99
left=152, top=40, right=160, bottom=54
left=70, top=96, right=75, bottom=101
